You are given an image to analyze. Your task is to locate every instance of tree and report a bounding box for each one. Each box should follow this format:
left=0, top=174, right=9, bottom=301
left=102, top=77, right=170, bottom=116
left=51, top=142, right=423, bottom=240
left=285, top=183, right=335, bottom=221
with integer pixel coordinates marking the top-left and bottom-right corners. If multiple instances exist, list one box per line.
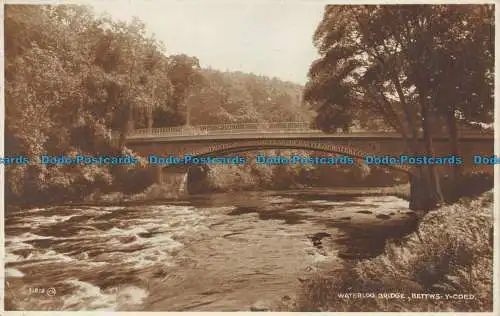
left=304, top=5, right=494, bottom=209
left=4, top=4, right=178, bottom=203
left=167, top=54, right=203, bottom=125
left=414, top=5, right=494, bottom=199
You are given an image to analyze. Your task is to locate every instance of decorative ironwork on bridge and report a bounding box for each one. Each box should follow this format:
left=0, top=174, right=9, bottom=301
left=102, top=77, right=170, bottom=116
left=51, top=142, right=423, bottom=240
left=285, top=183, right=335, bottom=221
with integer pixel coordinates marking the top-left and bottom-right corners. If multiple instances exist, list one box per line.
left=113, top=122, right=494, bottom=177
left=111, top=122, right=492, bottom=139
left=113, top=122, right=319, bottom=138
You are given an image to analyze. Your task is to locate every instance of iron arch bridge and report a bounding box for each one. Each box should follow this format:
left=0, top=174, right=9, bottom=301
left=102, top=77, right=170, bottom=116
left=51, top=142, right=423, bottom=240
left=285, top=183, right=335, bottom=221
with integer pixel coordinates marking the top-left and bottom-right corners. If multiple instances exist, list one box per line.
left=114, top=122, right=494, bottom=209
left=191, top=143, right=414, bottom=175
left=116, top=122, right=494, bottom=181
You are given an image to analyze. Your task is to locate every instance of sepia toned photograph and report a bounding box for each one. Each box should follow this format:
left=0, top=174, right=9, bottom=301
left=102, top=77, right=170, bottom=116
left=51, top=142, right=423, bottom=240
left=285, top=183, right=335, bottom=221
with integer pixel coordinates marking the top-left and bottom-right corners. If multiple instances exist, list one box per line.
left=2, top=0, right=496, bottom=313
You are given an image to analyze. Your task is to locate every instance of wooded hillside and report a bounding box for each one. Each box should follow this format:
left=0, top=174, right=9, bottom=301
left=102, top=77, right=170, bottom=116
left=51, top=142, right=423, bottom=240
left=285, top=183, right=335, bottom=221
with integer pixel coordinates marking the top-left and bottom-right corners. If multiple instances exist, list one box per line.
left=4, top=4, right=313, bottom=205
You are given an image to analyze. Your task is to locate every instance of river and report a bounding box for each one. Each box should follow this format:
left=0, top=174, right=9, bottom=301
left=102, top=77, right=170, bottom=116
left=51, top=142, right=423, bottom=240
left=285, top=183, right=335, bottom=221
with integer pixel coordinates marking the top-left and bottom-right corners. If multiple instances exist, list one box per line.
left=4, top=188, right=419, bottom=311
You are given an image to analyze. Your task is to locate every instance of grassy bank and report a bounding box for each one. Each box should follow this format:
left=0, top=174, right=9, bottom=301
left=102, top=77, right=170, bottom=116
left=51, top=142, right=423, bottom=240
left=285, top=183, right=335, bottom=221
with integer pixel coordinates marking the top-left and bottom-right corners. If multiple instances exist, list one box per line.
left=293, top=190, right=494, bottom=312
left=377, top=183, right=411, bottom=201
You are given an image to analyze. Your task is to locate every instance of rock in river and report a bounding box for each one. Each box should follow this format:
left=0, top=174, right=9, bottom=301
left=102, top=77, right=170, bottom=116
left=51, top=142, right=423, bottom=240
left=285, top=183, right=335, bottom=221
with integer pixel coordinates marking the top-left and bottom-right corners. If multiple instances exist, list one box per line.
left=250, top=300, right=271, bottom=311
left=118, top=235, right=137, bottom=244
left=375, top=214, right=391, bottom=220
left=356, top=210, right=373, bottom=214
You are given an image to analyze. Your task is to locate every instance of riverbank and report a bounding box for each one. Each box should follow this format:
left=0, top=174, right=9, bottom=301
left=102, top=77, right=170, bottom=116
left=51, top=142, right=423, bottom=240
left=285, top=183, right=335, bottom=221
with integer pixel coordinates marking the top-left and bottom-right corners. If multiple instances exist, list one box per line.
left=375, top=183, right=410, bottom=201
left=288, top=189, right=493, bottom=312
left=4, top=189, right=412, bottom=311
left=54, top=184, right=412, bottom=209
left=3, top=178, right=411, bottom=211
left=5, top=161, right=408, bottom=209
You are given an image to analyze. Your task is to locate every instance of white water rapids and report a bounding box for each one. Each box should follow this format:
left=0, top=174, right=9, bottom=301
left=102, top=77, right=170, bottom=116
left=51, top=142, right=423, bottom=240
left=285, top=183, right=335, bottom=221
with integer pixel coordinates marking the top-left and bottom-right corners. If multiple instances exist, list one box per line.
left=5, top=189, right=414, bottom=311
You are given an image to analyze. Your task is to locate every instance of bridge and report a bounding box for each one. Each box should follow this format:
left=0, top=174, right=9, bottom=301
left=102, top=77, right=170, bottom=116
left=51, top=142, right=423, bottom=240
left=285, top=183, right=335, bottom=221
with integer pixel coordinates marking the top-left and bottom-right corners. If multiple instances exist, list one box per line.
left=117, top=122, right=494, bottom=207
left=117, top=121, right=493, bottom=139
left=119, top=122, right=494, bottom=165
left=121, top=122, right=320, bottom=138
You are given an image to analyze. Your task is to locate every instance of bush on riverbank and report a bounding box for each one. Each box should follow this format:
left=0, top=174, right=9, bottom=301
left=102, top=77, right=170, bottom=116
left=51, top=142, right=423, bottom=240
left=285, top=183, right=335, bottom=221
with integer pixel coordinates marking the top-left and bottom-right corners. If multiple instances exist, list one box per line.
left=129, top=183, right=183, bottom=201
left=5, top=149, right=154, bottom=207
left=439, top=171, right=494, bottom=203
left=188, top=150, right=407, bottom=194
left=294, top=190, right=494, bottom=312
left=378, top=183, right=411, bottom=201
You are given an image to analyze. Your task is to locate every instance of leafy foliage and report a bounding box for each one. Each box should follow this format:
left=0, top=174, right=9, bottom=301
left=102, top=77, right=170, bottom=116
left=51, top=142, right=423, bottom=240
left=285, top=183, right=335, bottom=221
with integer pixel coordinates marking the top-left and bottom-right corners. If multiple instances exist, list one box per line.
left=187, top=69, right=311, bottom=124
left=305, top=5, right=494, bottom=134
left=295, top=190, right=494, bottom=312
left=4, top=4, right=314, bottom=204
left=304, top=5, right=494, bottom=208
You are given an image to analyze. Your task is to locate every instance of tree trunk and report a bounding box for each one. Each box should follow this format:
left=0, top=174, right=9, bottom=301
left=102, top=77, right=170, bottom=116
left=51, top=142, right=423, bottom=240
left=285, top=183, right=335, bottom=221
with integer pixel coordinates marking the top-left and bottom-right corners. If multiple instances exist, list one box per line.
left=420, top=99, right=444, bottom=208
left=149, top=85, right=155, bottom=131
left=446, top=106, right=461, bottom=201
left=147, top=104, right=153, bottom=131
left=120, top=40, right=137, bottom=149
left=391, top=71, right=419, bottom=155
left=118, top=103, right=133, bottom=150
left=185, top=101, right=190, bottom=126
left=382, top=80, right=437, bottom=210
left=409, top=168, right=433, bottom=210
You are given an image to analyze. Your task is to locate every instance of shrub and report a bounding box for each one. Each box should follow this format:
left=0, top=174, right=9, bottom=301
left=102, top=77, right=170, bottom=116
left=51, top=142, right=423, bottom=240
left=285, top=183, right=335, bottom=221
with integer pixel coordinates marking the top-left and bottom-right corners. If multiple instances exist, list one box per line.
left=294, top=190, right=493, bottom=312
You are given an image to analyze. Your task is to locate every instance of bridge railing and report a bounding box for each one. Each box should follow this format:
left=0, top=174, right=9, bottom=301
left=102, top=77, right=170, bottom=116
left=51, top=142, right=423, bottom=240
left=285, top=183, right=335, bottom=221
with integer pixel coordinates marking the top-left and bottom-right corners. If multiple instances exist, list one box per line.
left=122, top=122, right=321, bottom=138
left=110, top=123, right=493, bottom=139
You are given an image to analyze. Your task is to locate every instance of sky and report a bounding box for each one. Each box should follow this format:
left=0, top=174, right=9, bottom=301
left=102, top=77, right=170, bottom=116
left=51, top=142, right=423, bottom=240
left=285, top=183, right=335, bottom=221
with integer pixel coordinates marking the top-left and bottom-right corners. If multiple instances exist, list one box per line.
left=88, top=0, right=325, bottom=85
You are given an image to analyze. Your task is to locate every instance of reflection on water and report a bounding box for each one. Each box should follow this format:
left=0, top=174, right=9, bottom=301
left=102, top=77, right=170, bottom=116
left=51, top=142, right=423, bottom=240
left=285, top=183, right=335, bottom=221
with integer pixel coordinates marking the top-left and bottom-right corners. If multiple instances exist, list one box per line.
left=4, top=189, right=418, bottom=311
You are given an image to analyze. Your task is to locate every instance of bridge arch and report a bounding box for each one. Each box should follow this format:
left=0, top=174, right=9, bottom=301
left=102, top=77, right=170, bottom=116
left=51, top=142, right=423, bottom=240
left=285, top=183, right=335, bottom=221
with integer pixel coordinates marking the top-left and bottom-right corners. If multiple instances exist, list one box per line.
left=189, top=144, right=416, bottom=176
left=127, top=125, right=493, bottom=210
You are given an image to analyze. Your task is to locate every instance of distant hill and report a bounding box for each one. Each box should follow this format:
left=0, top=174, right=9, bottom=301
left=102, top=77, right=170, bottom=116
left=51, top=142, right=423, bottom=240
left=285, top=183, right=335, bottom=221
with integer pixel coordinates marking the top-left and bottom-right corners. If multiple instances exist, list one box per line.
left=186, top=68, right=314, bottom=125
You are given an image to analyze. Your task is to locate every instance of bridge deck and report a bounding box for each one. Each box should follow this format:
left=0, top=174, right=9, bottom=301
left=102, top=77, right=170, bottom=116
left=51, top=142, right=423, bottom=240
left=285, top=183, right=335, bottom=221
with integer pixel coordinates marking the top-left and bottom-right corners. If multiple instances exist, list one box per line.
left=113, top=122, right=494, bottom=142
left=123, top=132, right=494, bottom=143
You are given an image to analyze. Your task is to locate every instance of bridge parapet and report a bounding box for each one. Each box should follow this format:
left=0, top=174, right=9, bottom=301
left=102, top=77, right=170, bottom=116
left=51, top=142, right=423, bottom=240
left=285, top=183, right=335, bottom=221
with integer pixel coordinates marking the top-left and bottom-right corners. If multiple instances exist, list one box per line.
left=111, top=122, right=493, bottom=139
left=117, top=122, right=320, bottom=138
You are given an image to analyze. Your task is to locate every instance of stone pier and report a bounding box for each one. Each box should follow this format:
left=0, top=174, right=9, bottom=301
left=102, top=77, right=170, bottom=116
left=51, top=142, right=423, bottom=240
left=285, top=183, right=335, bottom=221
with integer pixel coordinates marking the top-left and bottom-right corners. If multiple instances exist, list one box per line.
left=156, top=165, right=190, bottom=196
